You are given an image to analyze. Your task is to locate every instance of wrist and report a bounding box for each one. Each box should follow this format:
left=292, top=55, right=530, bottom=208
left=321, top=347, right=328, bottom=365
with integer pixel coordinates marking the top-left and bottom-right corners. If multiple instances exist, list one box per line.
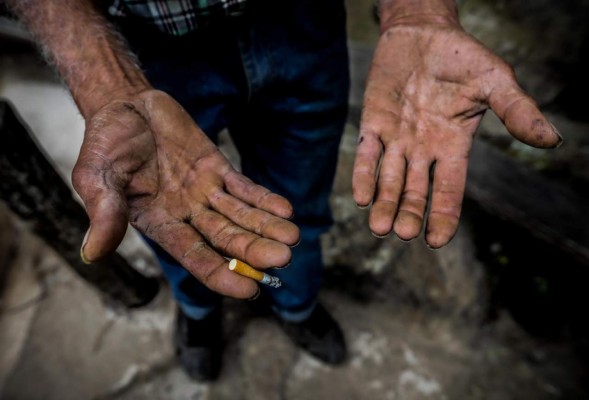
left=75, top=80, right=152, bottom=120
left=378, top=0, right=461, bottom=32
left=72, top=85, right=153, bottom=120
left=69, top=45, right=152, bottom=118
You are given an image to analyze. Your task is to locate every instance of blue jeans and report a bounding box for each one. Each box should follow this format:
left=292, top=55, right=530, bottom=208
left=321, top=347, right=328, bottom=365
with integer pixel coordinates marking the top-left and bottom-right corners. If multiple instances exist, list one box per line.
left=116, top=0, right=350, bottom=322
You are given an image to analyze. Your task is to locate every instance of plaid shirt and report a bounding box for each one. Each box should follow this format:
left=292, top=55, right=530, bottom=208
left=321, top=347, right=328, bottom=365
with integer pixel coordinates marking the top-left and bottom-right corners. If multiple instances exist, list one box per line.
left=109, top=0, right=248, bottom=36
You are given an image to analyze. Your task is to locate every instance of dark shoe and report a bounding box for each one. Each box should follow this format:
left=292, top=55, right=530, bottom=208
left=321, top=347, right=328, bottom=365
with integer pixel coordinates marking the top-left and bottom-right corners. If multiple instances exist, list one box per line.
left=174, top=306, right=223, bottom=382
left=278, top=303, right=346, bottom=365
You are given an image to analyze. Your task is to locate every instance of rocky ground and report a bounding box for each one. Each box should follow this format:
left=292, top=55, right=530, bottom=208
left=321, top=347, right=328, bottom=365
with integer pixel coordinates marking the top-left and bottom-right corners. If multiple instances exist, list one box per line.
left=1, top=1, right=589, bottom=399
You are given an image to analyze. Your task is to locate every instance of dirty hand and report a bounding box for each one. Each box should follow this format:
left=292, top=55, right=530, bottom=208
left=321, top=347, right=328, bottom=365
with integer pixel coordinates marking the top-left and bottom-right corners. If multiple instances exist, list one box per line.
left=353, top=21, right=562, bottom=248
left=73, top=89, right=300, bottom=299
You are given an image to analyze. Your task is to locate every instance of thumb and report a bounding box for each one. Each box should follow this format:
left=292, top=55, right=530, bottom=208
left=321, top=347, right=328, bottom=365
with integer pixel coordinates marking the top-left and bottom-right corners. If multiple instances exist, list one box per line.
left=81, top=191, right=129, bottom=263
left=488, top=84, right=562, bottom=149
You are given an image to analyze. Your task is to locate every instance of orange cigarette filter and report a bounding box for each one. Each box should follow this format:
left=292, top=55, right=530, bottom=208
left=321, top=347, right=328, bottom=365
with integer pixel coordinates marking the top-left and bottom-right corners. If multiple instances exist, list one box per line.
left=228, top=259, right=282, bottom=288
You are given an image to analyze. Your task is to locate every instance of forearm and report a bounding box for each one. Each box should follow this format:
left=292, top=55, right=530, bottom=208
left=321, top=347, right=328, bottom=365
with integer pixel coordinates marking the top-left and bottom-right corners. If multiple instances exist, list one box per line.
left=5, top=0, right=150, bottom=118
left=378, top=0, right=460, bottom=31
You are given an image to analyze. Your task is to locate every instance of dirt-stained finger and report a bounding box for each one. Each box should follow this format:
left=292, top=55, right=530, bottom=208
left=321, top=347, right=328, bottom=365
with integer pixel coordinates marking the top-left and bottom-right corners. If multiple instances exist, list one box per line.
left=368, top=146, right=406, bottom=237
left=207, top=189, right=300, bottom=246
left=189, top=207, right=292, bottom=268
left=143, top=219, right=260, bottom=299
left=353, top=132, right=383, bottom=208
left=393, top=158, right=430, bottom=241
left=224, top=171, right=294, bottom=220
left=488, top=81, right=561, bottom=149
left=425, top=156, right=469, bottom=249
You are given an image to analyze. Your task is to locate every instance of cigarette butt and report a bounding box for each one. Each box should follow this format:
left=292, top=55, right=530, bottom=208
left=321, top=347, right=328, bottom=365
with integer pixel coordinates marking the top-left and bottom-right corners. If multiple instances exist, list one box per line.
left=228, top=259, right=282, bottom=288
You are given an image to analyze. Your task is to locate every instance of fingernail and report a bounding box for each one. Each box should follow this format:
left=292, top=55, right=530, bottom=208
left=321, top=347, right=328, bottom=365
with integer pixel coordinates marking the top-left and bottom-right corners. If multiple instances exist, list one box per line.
left=425, top=239, right=440, bottom=251
left=247, top=287, right=261, bottom=301
left=550, top=123, right=564, bottom=148
left=356, top=203, right=371, bottom=210
left=80, top=227, right=91, bottom=264
left=395, top=235, right=413, bottom=243
left=554, top=139, right=564, bottom=149
left=289, top=239, right=301, bottom=248
left=371, top=231, right=390, bottom=239
left=274, top=262, right=290, bottom=270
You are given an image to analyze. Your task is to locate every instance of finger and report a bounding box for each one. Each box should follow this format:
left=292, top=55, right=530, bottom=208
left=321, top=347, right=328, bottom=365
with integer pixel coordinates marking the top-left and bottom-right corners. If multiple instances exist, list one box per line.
left=425, top=156, right=469, bottom=249
left=147, top=221, right=259, bottom=299
left=82, top=192, right=129, bottom=263
left=73, top=168, right=129, bottom=263
left=224, top=171, right=294, bottom=220
left=352, top=132, right=383, bottom=207
left=190, top=208, right=292, bottom=268
left=393, top=158, right=431, bottom=241
left=368, top=147, right=406, bottom=237
left=208, top=189, right=300, bottom=246
left=488, top=84, right=562, bottom=149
